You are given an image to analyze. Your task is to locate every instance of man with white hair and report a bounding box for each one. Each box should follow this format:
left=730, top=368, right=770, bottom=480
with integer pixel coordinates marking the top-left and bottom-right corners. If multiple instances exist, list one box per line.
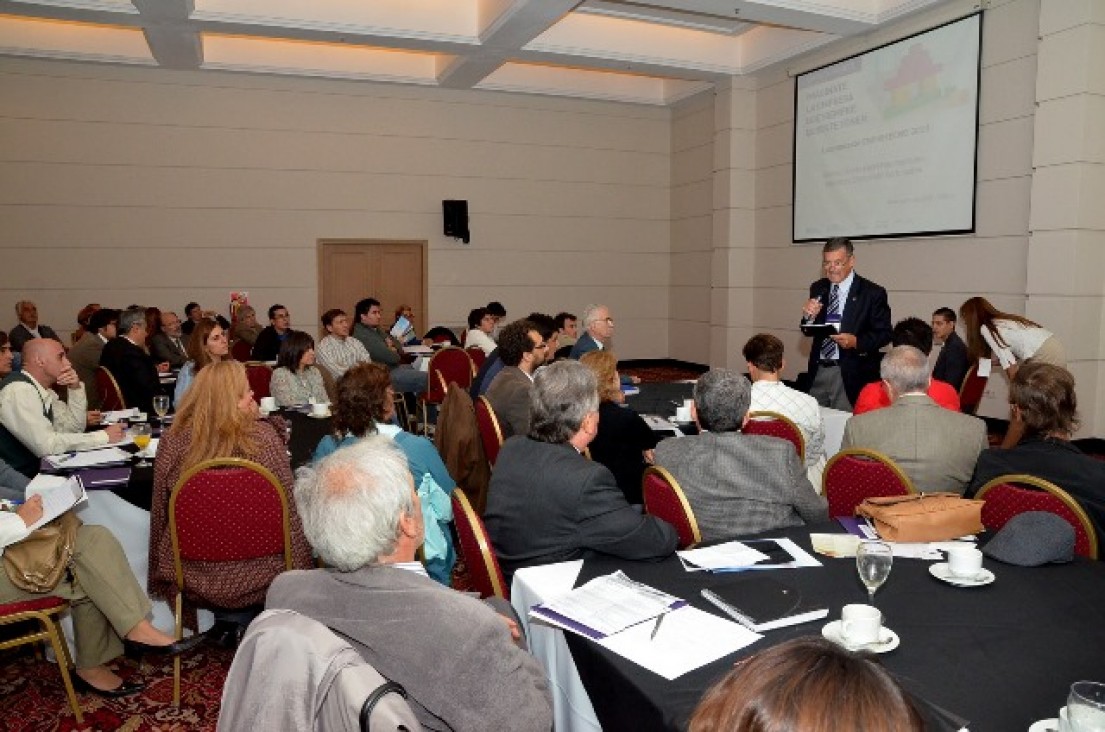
left=484, top=360, right=678, bottom=581
left=266, top=437, right=552, bottom=732
left=569, top=304, right=613, bottom=360
left=842, top=345, right=987, bottom=494
left=8, top=300, right=63, bottom=352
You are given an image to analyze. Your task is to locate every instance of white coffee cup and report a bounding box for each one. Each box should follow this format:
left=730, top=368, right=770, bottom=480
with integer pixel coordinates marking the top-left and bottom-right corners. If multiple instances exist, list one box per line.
left=840, top=604, right=882, bottom=645
left=311, top=401, right=330, bottom=417
left=259, top=396, right=277, bottom=412
left=674, top=406, right=691, bottom=422
left=946, top=546, right=983, bottom=579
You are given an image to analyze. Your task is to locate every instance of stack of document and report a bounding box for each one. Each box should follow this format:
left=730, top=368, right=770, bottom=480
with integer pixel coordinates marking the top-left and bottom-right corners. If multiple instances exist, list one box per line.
left=45, top=447, right=133, bottom=470
left=531, top=571, right=683, bottom=640
left=101, top=408, right=142, bottom=424
left=678, top=538, right=822, bottom=572
left=24, top=474, right=87, bottom=530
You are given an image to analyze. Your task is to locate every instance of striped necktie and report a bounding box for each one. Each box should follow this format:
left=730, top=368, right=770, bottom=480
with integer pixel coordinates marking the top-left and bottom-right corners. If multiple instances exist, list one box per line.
left=820, top=284, right=840, bottom=361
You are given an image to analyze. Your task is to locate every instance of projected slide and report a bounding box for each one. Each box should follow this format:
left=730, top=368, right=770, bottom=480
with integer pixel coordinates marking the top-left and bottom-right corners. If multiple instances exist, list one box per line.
left=793, top=13, right=981, bottom=242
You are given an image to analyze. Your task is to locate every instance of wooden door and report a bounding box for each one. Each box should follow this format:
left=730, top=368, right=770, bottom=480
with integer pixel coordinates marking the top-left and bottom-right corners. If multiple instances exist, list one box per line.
left=318, top=240, right=427, bottom=336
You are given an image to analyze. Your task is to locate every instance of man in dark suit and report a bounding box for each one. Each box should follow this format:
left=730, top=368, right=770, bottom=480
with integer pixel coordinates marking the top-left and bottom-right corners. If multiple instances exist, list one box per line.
left=250, top=304, right=292, bottom=362
left=568, top=303, right=612, bottom=360
left=655, top=369, right=826, bottom=541
left=99, top=306, right=165, bottom=414
left=932, top=306, right=970, bottom=391
left=148, top=311, right=189, bottom=369
left=485, top=319, right=548, bottom=438
left=8, top=300, right=63, bottom=353
left=484, top=360, right=678, bottom=582
left=801, top=237, right=892, bottom=410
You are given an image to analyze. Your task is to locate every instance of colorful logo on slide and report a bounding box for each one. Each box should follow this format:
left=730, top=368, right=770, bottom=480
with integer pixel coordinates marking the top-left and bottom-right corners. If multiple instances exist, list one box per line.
left=882, top=44, right=967, bottom=118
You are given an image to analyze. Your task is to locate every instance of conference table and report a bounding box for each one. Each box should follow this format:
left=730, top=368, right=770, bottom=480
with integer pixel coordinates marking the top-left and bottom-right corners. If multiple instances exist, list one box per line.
left=512, top=525, right=1105, bottom=732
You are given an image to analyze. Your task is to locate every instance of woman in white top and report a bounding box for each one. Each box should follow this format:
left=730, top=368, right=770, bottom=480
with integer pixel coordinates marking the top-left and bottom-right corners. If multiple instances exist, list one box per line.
left=463, top=307, right=498, bottom=356
left=174, top=319, right=229, bottom=403
left=959, top=297, right=1066, bottom=379
left=270, top=331, right=329, bottom=407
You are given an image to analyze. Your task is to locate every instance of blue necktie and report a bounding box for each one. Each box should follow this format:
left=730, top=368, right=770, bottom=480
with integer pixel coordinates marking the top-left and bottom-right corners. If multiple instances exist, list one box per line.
left=820, top=284, right=840, bottom=361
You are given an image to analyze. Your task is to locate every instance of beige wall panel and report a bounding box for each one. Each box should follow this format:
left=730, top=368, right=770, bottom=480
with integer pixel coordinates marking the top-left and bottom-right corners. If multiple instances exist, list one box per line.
left=672, top=179, right=712, bottom=219
left=977, top=117, right=1035, bottom=181
left=1024, top=295, right=1104, bottom=363
left=975, top=177, right=1033, bottom=238
left=1036, top=25, right=1105, bottom=101
left=671, top=251, right=713, bottom=287
left=713, top=287, right=756, bottom=328
left=1034, top=95, right=1105, bottom=166
left=718, top=247, right=755, bottom=289
left=718, top=128, right=756, bottom=171
left=430, top=250, right=669, bottom=288
left=753, top=205, right=792, bottom=246
left=669, top=319, right=711, bottom=364
left=712, top=326, right=760, bottom=370
left=756, top=122, right=793, bottom=169
left=670, top=283, right=711, bottom=321
left=754, top=163, right=791, bottom=210
left=1030, top=165, right=1105, bottom=232
left=754, top=78, right=792, bottom=131
left=715, top=81, right=757, bottom=132
left=672, top=105, right=715, bottom=153
left=743, top=288, right=815, bottom=332
left=981, top=0, right=1041, bottom=67
left=713, top=207, right=756, bottom=250
left=672, top=215, right=712, bottom=252
left=671, top=142, right=713, bottom=188
left=712, top=168, right=755, bottom=211
left=979, top=55, right=1038, bottom=124
left=448, top=215, right=668, bottom=254
left=1038, top=0, right=1105, bottom=35
left=1027, top=231, right=1105, bottom=296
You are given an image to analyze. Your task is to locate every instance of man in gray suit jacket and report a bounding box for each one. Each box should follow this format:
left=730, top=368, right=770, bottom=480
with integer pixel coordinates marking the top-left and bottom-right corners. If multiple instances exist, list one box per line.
left=842, top=345, right=988, bottom=494
left=68, top=308, right=117, bottom=410
left=655, top=369, right=827, bottom=541
left=267, top=437, right=552, bottom=732
left=147, top=311, right=189, bottom=369
left=484, top=319, right=548, bottom=438
left=484, top=360, right=678, bottom=581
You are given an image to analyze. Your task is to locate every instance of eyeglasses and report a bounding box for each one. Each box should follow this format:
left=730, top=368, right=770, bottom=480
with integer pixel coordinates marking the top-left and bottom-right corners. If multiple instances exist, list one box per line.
left=604, top=318, right=615, bottom=325
left=534, top=341, right=549, bottom=350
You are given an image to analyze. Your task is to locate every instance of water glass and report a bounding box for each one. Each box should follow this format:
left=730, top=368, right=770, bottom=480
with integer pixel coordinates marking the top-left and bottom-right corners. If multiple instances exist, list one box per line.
left=153, top=395, right=170, bottom=421
left=856, top=540, right=893, bottom=604
left=1068, top=681, right=1105, bottom=732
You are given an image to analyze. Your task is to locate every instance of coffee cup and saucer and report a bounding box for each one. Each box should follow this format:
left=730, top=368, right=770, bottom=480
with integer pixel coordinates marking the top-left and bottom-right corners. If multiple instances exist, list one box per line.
left=821, top=604, right=899, bottom=654
left=930, top=546, right=995, bottom=587
left=308, top=402, right=332, bottom=419
left=1027, top=706, right=1069, bottom=732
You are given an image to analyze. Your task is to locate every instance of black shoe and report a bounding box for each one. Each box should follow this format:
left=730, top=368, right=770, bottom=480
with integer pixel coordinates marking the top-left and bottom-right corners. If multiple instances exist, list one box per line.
left=72, top=673, right=146, bottom=698
left=123, top=632, right=206, bottom=660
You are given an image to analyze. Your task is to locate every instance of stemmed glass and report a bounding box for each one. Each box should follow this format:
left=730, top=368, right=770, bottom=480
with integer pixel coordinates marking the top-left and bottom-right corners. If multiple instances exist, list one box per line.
left=1068, top=681, right=1105, bottom=731
left=856, top=540, right=893, bottom=605
left=132, top=422, right=153, bottom=468
left=153, top=395, right=170, bottom=425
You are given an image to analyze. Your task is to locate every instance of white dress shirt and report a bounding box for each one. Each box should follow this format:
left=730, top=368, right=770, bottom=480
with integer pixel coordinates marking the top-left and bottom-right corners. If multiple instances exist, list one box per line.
left=981, top=320, right=1054, bottom=369
left=749, top=379, right=827, bottom=491
left=0, top=374, right=108, bottom=457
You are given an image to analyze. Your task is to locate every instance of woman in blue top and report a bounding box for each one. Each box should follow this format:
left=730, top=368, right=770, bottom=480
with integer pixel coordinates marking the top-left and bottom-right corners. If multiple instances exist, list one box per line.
left=314, top=362, right=456, bottom=585
left=173, top=319, right=229, bottom=404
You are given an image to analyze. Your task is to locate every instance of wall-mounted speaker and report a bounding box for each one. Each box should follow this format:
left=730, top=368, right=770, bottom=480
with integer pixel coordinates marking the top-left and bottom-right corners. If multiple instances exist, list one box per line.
left=442, top=200, right=470, bottom=244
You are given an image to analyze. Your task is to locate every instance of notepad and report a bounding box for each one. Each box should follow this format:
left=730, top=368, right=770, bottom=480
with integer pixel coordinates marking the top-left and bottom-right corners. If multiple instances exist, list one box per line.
left=701, top=575, right=828, bottom=632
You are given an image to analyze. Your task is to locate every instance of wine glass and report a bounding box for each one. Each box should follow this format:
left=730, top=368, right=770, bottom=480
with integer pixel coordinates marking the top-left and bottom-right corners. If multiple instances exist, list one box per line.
left=132, top=423, right=153, bottom=468
left=856, top=540, right=893, bottom=604
left=1069, top=681, right=1105, bottom=732
left=153, top=395, right=170, bottom=424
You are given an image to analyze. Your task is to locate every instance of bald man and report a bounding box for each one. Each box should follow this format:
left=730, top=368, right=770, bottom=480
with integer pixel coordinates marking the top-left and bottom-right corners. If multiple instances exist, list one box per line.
left=0, top=338, right=124, bottom=478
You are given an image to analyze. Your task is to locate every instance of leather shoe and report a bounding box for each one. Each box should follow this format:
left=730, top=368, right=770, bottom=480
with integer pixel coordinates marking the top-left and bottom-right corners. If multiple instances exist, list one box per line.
left=73, top=673, right=146, bottom=698
left=123, top=632, right=206, bottom=660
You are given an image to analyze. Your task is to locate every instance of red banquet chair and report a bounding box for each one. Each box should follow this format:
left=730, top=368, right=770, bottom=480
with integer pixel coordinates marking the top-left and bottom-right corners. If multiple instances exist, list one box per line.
left=95, top=366, right=126, bottom=411
left=474, top=395, right=505, bottom=468
left=420, top=347, right=474, bottom=434
left=822, top=448, right=916, bottom=517
left=642, top=466, right=701, bottom=548
left=245, top=363, right=273, bottom=402
left=743, top=411, right=806, bottom=462
left=959, top=362, right=988, bottom=415
left=465, top=347, right=487, bottom=373
left=169, top=458, right=294, bottom=705
left=975, top=474, right=1099, bottom=559
left=0, top=597, right=83, bottom=722
left=230, top=339, right=253, bottom=362
left=451, top=488, right=508, bottom=600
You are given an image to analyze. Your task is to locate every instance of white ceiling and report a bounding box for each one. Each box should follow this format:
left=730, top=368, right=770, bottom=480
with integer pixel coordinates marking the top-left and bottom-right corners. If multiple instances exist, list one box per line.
left=0, top=0, right=951, bottom=105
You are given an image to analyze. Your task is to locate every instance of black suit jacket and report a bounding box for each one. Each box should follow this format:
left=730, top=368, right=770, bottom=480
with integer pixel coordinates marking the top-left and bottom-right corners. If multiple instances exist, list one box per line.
left=8, top=323, right=62, bottom=352
left=148, top=332, right=188, bottom=368
left=484, top=437, right=678, bottom=582
left=251, top=326, right=284, bottom=362
left=804, top=273, right=892, bottom=405
left=589, top=401, right=658, bottom=505
left=98, top=337, right=160, bottom=413
left=933, top=331, right=970, bottom=391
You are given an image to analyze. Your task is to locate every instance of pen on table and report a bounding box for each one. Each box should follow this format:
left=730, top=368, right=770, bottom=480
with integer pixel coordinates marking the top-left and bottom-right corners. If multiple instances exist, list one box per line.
left=56, top=452, right=77, bottom=464
left=650, top=608, right=670, bottom=641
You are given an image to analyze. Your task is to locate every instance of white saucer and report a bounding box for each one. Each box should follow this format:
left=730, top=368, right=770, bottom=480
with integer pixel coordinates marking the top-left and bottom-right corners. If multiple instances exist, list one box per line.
left=308, top=411, right=332, bottom=419
left=821, top=620, right=899, bottom=653
left=929, top=562, right=995, bottom=587
left=1028, top=719, right=1059, bottom=732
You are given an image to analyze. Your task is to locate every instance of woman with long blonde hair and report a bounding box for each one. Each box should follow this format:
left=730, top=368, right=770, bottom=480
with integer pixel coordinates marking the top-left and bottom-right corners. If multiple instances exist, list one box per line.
left=149, top=360, right=312, bottom=642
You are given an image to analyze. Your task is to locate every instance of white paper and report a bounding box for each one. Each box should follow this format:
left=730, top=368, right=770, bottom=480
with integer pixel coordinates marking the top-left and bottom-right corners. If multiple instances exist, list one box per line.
left=977, top=357, right=992, bottom=378
left=678, top=541, right=771, bottom=571
left=45, top=447, right=133, bottom=469
left=390, top=316, right=412, bottom=340
left=403, top=345, right=434, bottom=356
left=26, top=475, right=87, bottom=530
left=810, top=533, right=862, bottom=558
left=101, top=408, right=141, bottom=424
left=532, top=571, right=679, bottom=638
left=597, top=606, right=762, bottom=680
left=642, top=415, right=682, bottom=434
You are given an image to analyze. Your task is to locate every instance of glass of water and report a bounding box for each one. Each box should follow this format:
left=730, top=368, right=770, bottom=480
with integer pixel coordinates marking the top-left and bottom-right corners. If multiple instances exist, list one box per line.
left=1069, top=681, right=1105, bottom=732
left=153, top=395, right=170, bottom=422
left=856, top=540, right=893, bottom=605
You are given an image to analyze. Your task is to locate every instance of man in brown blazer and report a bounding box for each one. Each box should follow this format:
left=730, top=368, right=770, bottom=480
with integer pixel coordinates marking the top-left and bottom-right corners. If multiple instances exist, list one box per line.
left=484, top=319, right=548, bottom=439
left=69, top=308, right=117, bottom=410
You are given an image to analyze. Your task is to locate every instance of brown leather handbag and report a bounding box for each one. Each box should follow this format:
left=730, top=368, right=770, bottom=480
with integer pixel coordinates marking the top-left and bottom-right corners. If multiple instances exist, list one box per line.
left=2, top=511, right=81, bottom=593
left=855, top=493, right=984, bottom=543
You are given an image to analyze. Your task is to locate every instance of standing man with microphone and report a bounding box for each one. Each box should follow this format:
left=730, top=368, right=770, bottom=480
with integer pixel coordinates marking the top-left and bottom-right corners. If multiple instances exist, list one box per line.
left=800, top=238, right=892, bottom=411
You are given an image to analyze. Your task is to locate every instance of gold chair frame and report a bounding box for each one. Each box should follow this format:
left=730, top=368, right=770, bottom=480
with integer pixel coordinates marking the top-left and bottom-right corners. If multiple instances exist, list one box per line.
left=0, top=600, right=82, bottom=722
left=96, top=366, right=126, bottom=410
left=476, top=396, right=505, bottom=461
left=452, top=488, right=506, bottom=600
left=745, top=410, right=806, bottom=462
left=642, top=465, right=702, bottom=546
left=821, top=447, right=918, bottom=496
left=976, top=473, right=1099, bottom=560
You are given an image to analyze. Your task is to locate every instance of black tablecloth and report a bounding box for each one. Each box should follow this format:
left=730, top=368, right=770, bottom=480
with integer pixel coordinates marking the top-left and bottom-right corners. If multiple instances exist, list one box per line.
left=625, top=382, right=694, bottom=419
left=563, top=525, right=1105, bottom=732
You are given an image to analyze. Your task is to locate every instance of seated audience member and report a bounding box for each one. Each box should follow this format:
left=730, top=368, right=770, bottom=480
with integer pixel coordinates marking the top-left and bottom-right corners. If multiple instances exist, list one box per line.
left=689, top=637, right=923, bottom=732
left=267, top=437, right=553, bottom=731
left=99, top=306, right=166, bottom=415
left=486, top=300, right=507, bottom=336
left=173, top=318, right=229, bottom=402
left=315, top=308, right=371, bottom=380
left=150, top=361, right=313, bottom=631
left=250, top=304, right=293, bottom=362
left=743, top=333, right=827, bottom=489
left=0, top=338, right=124, bottom=477
left=852, top=317, right=960, bottom=415
left=579, top=350, right=658, bottom=504
left=464, top=307, right=498, bottom=356
left=392, top=303, right=428, bottom=346
left=471, top=312, right=556, bottom=399
left=484, top=360, right=678, bottom=580
left=654, top=369, right=826, bottom=541
left=182, top=301, right=230, bottom=337
left=69, top=307, right=117, bottom=410
left=967, top=362, right=1105, bottom=538
left=2, top=496, right=204, bottom=696
left=144, top=306, right=163, bottom=344
left=270, top=331, right=328, bottom=407
left=484, top=320, right=546, bottom=438
left=8, top=300, right=63, bottom=352
left=231, top=305, right=263, bottom=346
left=148, top=310, right=189, bottom=369
left=352, top=298, right=428, bottom=395
left=569, top=303, right=612, bottom=360
left=843, top=346, right=988, bottom=494
left=313, top=362, right=456, bottom=585
left=932, top=306, right=970, bottom=389
left=555, top=311, right=578, bottom=349
left=72, top=303, right=101, bottom=344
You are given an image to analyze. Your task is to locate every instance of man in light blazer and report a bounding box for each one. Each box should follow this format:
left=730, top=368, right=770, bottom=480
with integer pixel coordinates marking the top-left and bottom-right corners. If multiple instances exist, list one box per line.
left=842, top=345, right=988, bottom=494
left=655, top=369, right=827, bottom=541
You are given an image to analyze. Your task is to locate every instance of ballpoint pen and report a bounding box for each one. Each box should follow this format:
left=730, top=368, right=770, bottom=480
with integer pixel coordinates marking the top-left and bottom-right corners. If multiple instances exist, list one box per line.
left=650, top=608, right=670, bottom=641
